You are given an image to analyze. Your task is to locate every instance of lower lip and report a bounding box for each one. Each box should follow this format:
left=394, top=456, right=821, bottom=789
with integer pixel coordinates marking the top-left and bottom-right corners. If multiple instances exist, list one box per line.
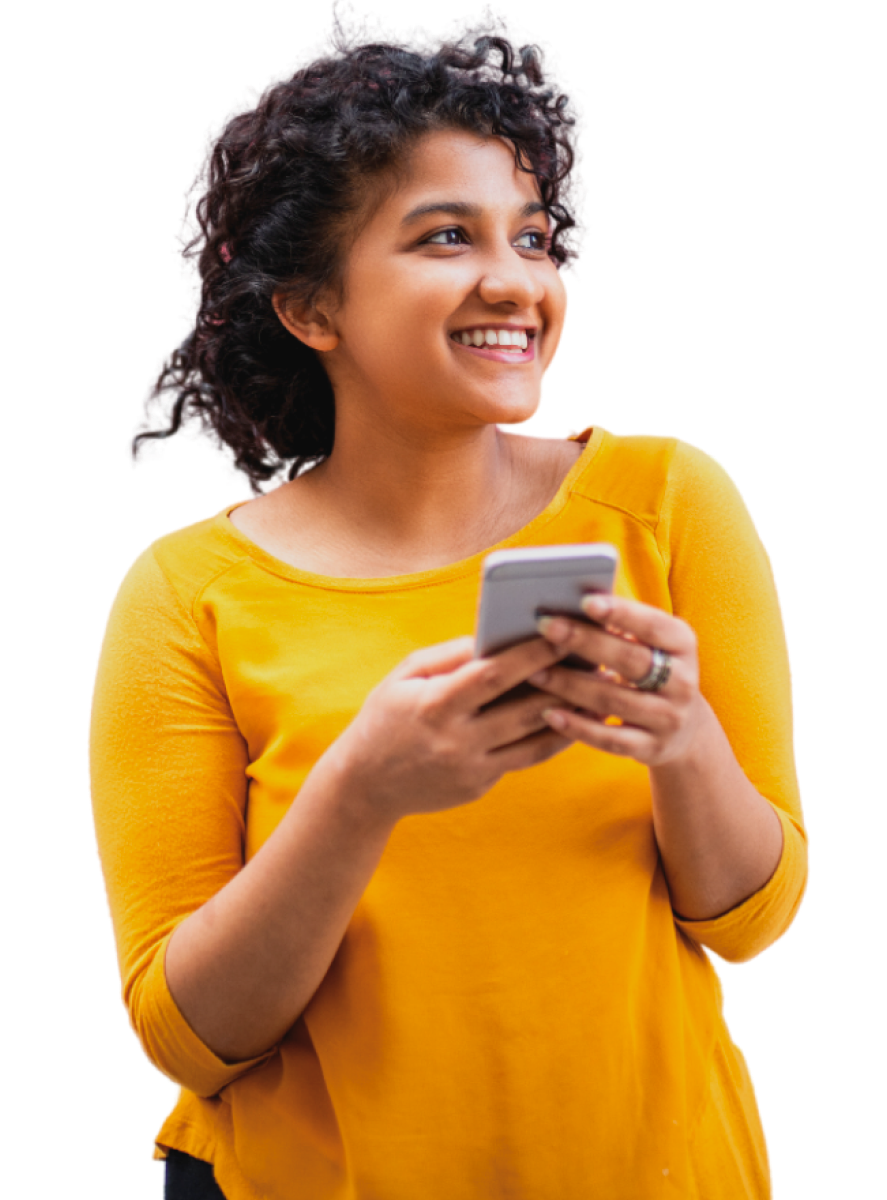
left=451, top=337, right=536, bottom=364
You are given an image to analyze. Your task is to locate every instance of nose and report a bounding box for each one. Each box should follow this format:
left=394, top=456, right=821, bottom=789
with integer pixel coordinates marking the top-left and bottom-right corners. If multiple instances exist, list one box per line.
left=476, top=246, right=545, bottom=310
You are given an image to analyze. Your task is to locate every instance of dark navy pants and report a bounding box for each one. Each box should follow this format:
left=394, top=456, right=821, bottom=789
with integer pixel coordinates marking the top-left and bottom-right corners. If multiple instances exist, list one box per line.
left=164, top=1149, right=226, bottom=1199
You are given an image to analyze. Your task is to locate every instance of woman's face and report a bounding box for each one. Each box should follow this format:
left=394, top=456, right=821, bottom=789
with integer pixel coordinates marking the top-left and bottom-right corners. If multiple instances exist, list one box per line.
left=315, top=127, right=567, bottom=439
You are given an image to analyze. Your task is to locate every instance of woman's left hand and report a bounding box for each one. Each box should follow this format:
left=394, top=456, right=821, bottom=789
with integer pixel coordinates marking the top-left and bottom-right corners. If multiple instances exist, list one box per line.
left=529, top=593, right=707, bottom=768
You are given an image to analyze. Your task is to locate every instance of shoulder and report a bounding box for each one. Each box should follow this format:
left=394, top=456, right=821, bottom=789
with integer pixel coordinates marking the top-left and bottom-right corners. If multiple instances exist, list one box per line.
left=570, top=429, right=730, bottom=525
left=115, top=510, right=251, bottom=625
left=576, top=427, right=734, bottom=492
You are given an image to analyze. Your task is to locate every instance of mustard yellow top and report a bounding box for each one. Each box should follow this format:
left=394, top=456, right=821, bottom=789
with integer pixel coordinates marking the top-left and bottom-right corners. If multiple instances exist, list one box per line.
left=90, top=429, right=807, bottom=1199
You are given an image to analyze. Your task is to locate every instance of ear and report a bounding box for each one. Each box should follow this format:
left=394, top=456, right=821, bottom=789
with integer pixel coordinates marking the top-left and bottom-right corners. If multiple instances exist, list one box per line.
left=272, top=291, right=340, bottom=352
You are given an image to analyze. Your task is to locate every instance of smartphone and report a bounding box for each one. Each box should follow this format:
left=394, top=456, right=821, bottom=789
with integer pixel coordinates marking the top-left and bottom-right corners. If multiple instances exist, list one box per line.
left=475, top=544, right=619, bottom=666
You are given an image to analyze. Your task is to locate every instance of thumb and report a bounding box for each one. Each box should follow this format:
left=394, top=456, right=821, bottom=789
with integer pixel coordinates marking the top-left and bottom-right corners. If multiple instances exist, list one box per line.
left=392, top=636, right=476, bottom=681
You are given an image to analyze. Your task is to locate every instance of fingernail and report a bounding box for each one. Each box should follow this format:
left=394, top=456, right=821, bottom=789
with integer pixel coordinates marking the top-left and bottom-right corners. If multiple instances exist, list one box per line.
left=582, top=593, right=609, bottom=617
left=537, top=616, right=570, bottom=642
left=528, top=669, right=549, bottom=685
left=542, top=708, right=567, bottom=730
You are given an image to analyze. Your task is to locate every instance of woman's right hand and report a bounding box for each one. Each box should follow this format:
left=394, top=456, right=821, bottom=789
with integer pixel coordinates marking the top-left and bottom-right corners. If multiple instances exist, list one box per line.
left=327, top=635, right=576, bottom=825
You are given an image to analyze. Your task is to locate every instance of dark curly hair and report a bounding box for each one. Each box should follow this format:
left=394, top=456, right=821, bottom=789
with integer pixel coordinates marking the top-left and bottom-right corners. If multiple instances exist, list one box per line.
left=134, top=33, right=578, bottom=490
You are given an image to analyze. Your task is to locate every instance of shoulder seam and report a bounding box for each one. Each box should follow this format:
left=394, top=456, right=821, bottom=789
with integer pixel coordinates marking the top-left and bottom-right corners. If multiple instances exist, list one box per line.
left=571, top=435, right=681, bottom=536
left=142, top=540, right=232, bottom=672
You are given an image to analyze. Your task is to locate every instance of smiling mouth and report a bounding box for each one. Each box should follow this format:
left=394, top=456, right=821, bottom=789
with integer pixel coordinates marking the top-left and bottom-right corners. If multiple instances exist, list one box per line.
left=451, top=336, right=535, bottom=362
left=446, top=328, right=537, bottom=360
left=451, top=328, right=535, bottom=350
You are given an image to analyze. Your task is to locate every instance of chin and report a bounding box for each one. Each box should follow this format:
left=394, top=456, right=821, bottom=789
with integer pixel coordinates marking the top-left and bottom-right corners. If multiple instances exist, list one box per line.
left=483, top=398, right=541, bottom=427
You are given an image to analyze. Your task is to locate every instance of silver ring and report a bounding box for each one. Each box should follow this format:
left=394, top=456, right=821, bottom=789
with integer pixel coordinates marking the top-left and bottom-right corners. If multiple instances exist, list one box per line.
left=634, top=646, right=672, bottom=693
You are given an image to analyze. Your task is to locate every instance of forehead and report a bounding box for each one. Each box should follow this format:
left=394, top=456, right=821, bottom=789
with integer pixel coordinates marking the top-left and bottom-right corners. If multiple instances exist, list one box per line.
left=382, top=128, right=543, bottom=216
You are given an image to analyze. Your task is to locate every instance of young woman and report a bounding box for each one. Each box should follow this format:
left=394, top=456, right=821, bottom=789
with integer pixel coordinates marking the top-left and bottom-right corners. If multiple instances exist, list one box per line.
left=91, top=34, right=807, bottom=1200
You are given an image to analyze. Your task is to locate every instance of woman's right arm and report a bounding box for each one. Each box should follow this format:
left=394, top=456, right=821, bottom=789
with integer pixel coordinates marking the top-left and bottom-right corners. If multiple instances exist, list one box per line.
left=90, top=540, right=396, bottom=1075
left=163, top=742, right=397, bottom=1065
left=91, top=549, right=396, bottom=1075
left=91, top=549, right=570, bottom=1084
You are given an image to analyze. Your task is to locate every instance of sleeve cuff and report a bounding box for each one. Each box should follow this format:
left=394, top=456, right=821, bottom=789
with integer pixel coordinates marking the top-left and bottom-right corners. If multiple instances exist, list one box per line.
left=131, top=934, right=278, bottom=1098
left=673, top=806, right=808, bottom=963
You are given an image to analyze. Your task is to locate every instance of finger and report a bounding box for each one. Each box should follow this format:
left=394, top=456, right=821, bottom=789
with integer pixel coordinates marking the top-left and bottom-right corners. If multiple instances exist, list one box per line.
left=443, top=637, right=570, bottom=712
left=534, top=619, right=659, bottom=687
left=487, top=726, right=575, bottom=773
left=579, top=594, right=694, bottom=656
left=541, top=707, right=654, bottom=760
left=477, top=686, right=583, bottom=748
left=527, top=665, right=678, bottom=728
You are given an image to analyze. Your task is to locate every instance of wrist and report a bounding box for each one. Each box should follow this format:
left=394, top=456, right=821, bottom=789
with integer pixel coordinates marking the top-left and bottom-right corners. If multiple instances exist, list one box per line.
left=309, top=733, right=402, bottom=840
left=647, top=688, right=784, bottom=901
left=648, top=694, right=720, bottom=778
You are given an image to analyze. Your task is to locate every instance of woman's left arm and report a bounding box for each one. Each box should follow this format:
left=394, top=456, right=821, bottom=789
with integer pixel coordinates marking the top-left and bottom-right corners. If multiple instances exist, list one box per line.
left=531, top=596, right=784, bottom=921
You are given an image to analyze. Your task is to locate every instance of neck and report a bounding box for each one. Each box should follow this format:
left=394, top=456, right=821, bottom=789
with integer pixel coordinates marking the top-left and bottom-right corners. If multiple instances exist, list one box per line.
left=300, top=408, right=520, bottom=564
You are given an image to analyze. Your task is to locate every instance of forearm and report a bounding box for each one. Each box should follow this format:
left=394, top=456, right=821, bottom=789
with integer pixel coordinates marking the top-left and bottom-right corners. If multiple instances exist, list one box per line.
left=649, top=698, right=784, bottom=921
left=165, top=749, right=396, bottom=1063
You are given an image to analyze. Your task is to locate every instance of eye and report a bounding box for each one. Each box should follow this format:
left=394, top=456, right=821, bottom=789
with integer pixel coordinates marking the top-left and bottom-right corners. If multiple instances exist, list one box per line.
left=424, top=230, right=472, bottom=247
left=422, top=226, right=547, bottom=250
left=513, top=229, right=547, bottom=250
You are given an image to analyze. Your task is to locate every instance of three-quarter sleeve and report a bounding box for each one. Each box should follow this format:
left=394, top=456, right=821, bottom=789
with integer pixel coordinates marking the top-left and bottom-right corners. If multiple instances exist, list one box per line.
left=657, top=442, right=808, bottom=962
left=90, top=548, right=275, bottom=1095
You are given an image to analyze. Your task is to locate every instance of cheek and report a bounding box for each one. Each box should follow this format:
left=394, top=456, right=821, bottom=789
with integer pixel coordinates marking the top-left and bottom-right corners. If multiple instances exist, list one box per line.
left=369, top=322, right=401, bottom=355
left=554, top=273, right=568, bottom=324
left=542, top=274, right=567, bottom=361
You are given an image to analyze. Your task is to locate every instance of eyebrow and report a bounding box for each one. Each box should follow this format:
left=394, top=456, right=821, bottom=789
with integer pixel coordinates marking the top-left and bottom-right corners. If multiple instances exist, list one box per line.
left=401, top=200, right=546, bottom=225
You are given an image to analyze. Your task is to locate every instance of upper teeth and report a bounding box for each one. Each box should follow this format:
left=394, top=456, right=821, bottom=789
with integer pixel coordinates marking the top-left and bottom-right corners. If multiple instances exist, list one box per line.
left=455, top=329, right=529, bottom=349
